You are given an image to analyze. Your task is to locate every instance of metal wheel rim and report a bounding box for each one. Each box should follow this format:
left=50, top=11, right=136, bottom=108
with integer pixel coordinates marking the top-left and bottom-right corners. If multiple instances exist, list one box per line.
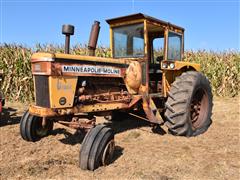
left=190, top=87, right=209, bottom=129
left=35, top=118, right=49, bottom=137
left=102, top=139, right=115, bottom=166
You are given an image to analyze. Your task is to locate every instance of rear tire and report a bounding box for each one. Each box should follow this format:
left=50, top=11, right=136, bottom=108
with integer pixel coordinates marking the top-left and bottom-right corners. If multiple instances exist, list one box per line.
left=164, top=71, right=213, bottom=136
left=79, top=124, right=115, bottom=171
left=20, top=110, right=53, bottom=142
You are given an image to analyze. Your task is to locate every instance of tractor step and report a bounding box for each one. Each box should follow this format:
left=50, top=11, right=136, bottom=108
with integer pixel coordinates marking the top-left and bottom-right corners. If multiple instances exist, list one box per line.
left=142, top=97, right=164, bottom=125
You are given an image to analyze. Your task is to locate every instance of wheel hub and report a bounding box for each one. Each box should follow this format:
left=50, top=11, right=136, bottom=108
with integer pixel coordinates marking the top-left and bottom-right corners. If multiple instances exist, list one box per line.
left=190, top=88, right=209, bottom=129
left=36, top=127, right=49, bottom=137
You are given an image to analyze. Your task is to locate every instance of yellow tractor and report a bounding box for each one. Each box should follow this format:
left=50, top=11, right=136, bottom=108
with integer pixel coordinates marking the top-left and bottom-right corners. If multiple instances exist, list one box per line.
left=20, top=13, right=213, bottom=170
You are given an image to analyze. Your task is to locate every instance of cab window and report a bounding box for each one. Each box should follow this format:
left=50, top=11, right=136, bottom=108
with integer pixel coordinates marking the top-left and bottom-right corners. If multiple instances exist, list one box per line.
left=113, top=23, right=144, bottom=58
left=152, top=37, right=164, bottom=64
left=168, top=32, right=182, bottom=60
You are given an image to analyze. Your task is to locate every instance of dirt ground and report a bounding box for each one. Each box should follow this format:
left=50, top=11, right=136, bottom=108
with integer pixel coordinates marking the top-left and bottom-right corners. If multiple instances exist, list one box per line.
left=0, top=97, right=239, bottom=180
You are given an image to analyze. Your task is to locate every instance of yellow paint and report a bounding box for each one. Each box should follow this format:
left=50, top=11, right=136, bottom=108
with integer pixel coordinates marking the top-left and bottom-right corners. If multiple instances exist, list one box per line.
left=29, top=104, right=57, bottom=117
left=181, top=33, right=185, bottom=59
left=162, top=61, right=201, bottom=97
left=162, top=72, right=167, bottom=97
left=31, top=52, right=131, bottom=65
left=109, top=19, right=144, bottom=28
left=49, top=76, right=78, bottom=108
left=110, top=27, right=113, bottom=57
left=32, top=53, right=55, bottom=59
left=164, top=29, right=169, bottom=61
left=29, top=102, right=129, bottom=117
left=146, top=20, right=167, bottom=29
left=144, top=20, right=148, bottom=56
left=57, top=53, right=131, bottom=64
left=75, top=102, right=128, bottom=113
left=149, top=98, right=163, bottom=123
left=161, top=61, right=200, bottom=71
left=175, top=61, right=200, bottom=71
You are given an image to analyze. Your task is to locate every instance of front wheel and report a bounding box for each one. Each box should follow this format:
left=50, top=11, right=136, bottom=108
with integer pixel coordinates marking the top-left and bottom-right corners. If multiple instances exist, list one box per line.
left=164, top=71, right=213, bottom=136
left=20, top=110, right=53, bottom=142
left=79, top=125, right=115, bottom=171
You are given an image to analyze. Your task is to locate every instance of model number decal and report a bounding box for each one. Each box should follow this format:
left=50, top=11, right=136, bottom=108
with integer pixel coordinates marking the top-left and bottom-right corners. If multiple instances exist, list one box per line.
left=62, top=65, right=121, bottom=75
left=57, top=79, right=71, bottom=90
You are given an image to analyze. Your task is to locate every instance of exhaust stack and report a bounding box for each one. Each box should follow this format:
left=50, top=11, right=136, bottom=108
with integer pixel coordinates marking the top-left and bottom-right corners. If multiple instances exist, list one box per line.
left=62, top=24, right=75, bottom=54
left=88, top=21, right=100, bottom=56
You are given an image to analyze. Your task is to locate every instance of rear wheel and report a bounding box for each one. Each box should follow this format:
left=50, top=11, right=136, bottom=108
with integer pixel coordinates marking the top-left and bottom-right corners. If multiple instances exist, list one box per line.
left=79, top=124, right=115, bottom=171
left=164, top=71, right=213, bottom=136
left=20, top=110, right=53, bottom=142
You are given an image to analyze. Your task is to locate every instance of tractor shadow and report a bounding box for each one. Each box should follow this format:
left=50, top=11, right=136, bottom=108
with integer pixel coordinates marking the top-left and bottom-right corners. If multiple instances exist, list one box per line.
left=52, top=128, right=86, bottom=145
left=104, top=113, right=167, bottom=136
left=54, top=113, right=166, bottom=146
left=111, top=145, right=124, bottom=164
left=0, top=107, right=21, bottom=126
left=50, top=113, right=165, bottom=165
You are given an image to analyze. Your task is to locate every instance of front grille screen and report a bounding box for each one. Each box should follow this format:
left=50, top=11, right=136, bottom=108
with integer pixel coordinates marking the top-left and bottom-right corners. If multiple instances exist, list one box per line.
left=34, top=75, right=50, bottom=107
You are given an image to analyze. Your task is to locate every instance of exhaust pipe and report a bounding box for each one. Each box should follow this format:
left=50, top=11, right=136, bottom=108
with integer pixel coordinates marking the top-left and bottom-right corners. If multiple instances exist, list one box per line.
left=62, top=24, right=75, bottom=54
left=88, top=21, right=100, bottom=56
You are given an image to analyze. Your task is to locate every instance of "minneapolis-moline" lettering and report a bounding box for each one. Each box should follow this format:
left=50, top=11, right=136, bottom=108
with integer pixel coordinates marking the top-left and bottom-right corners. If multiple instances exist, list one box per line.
left=62, top=65, right=120, bottom=75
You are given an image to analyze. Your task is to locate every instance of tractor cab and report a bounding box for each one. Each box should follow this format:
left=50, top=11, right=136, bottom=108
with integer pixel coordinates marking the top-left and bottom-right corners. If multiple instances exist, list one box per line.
left=107, top=13, right=184, bottom=62
left=107, top=13, right=185, bottom=94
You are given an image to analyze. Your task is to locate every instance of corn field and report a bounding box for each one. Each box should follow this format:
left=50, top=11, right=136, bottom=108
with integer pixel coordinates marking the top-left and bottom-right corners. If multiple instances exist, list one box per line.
left=0, top=44, right=239, bottom=102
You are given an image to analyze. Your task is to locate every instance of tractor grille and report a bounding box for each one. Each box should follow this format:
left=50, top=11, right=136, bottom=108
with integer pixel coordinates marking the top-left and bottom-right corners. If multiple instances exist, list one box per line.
left=34, top=75, right=50, bottom=108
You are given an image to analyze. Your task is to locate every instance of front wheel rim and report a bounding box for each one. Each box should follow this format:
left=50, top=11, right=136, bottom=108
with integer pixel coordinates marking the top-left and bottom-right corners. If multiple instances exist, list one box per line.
left=35, top=118, right=51, bottom=137
left=102, top=139, right=115, bottom=166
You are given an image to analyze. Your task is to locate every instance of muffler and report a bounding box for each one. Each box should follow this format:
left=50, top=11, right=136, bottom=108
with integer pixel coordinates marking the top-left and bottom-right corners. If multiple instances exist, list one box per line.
left=88, top=21, right=100, bottom=56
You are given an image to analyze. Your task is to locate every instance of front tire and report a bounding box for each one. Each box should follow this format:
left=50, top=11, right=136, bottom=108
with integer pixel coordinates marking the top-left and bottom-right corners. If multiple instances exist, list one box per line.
left=79, top=125, right=115, bottom=171
left=164, top=71, right=213, bottom=136
left=20, top=110, right=53, bottom=142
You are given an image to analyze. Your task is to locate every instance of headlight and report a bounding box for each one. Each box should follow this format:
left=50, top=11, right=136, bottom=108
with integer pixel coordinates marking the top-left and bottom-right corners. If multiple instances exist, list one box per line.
left=162, top=63, right=168, bottom=69
left=32, top=62, right=51, bottom=75
left=169, top=63, right=175, bottom=69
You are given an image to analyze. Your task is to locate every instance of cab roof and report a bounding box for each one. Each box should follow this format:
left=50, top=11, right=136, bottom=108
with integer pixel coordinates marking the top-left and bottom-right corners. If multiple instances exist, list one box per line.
left=106, top=13, right=184, bottom=31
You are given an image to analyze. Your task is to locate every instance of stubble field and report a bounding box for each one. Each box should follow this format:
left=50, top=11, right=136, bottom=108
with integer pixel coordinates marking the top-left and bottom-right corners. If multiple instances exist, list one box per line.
left=0, top=97, right=239, bottom=180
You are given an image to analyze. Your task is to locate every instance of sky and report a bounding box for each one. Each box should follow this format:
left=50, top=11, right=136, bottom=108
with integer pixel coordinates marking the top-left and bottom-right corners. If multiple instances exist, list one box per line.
left=0, top=0, right=239, bottom=51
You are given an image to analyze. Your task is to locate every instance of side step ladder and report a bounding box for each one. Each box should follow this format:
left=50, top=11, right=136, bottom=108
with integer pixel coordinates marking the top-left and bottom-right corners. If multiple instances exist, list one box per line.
left=142, top=97, right=164, bottom=125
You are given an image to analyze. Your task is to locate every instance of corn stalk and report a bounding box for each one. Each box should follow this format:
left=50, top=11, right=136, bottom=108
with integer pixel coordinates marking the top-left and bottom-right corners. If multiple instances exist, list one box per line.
left=0, top=44, right=239, bottom=102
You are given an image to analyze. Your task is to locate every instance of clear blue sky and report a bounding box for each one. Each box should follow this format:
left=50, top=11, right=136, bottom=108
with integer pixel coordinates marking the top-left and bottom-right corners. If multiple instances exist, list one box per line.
left=1, top=0, right=239, bottom=51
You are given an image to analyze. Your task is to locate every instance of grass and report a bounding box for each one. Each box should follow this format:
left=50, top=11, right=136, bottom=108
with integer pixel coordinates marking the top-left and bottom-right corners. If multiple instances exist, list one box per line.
left=0, top=44, right=239, bottom=102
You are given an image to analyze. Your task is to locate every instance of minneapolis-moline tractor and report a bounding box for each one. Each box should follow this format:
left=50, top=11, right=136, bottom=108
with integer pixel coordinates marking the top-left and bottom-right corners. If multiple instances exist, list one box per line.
left=20, top=13, right=213, bottom=170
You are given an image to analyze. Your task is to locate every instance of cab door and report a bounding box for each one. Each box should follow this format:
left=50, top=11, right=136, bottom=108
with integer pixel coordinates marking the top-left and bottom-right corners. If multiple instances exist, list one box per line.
left=149, top=36, right=164, bottom=94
